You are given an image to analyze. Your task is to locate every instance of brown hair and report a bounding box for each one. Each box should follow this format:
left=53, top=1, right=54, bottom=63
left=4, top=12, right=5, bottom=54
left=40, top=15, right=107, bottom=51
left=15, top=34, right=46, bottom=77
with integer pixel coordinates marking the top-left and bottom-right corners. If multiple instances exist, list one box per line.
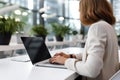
left=80, top=0, right=116, bottom=25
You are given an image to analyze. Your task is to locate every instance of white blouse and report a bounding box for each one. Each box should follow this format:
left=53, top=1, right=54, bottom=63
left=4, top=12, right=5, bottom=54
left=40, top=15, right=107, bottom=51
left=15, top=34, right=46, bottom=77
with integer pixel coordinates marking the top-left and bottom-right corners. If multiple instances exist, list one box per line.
left=65, top=20, right=119, bottom=80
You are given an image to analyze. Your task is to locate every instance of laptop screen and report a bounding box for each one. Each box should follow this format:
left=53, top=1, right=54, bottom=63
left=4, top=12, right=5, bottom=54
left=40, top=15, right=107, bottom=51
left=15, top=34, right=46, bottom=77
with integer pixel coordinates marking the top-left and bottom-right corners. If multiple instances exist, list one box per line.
left=21, top=37, right=51, bottom=64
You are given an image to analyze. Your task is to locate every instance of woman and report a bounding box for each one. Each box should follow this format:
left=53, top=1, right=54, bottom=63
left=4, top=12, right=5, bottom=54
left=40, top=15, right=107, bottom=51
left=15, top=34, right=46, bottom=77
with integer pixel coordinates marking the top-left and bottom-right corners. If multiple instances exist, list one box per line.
left=50, top=0, right=119, bottom=80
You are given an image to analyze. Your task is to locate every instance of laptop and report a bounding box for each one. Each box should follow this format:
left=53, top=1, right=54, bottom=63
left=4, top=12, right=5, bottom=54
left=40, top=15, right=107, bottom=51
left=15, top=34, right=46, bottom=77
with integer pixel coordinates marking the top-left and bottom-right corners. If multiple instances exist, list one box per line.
left=21, top=37, right=66, bottom=69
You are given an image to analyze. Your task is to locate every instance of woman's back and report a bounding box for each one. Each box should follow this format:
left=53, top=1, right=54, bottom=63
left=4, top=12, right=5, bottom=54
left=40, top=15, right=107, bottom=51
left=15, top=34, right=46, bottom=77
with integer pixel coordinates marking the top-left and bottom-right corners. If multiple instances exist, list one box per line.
left=85, top=20, right=119, bottom=80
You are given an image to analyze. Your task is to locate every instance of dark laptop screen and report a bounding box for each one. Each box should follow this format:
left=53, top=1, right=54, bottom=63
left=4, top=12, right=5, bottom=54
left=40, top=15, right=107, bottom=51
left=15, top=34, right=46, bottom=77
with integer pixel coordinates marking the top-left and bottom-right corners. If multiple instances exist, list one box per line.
left=21, top=37, right=51, bottom=64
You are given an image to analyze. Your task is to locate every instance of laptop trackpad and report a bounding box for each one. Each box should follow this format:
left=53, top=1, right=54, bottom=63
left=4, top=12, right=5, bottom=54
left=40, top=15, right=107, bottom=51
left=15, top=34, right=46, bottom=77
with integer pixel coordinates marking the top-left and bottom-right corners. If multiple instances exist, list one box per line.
left=35, top=59, right=66, bottom=69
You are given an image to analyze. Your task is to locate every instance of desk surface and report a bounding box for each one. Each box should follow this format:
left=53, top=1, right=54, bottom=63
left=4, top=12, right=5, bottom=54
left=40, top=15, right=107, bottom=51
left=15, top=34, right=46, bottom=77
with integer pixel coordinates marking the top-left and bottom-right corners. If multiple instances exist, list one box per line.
left=0, top=47, right=83, bottom=80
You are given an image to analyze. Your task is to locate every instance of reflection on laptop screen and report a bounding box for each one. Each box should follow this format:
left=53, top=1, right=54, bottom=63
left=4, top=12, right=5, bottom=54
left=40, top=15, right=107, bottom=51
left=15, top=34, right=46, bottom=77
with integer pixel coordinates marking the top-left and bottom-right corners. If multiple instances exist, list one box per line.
left=21, top=37, right=51, bottom=64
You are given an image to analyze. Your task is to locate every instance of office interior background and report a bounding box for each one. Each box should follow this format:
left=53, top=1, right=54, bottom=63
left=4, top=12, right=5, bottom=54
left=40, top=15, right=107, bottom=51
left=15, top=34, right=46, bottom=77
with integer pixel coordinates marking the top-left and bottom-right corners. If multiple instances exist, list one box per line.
left=0, top=0, right=120, bottom=58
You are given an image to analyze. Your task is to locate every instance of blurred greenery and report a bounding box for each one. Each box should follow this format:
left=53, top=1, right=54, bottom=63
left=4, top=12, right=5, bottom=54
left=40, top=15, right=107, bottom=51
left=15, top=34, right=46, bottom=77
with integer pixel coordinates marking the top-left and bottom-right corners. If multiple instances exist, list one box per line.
left=31, top=24, right=48, bottom=36
left=0, top=16, right=25, bottom=35
left=51, top=23, right=72, bottom=38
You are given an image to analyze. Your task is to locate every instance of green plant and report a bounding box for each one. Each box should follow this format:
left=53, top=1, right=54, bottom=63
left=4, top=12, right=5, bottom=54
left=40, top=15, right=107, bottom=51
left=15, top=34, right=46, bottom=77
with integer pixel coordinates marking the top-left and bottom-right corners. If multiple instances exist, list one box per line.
left=0, top=16, right=25, bottom=35
left=31, top=24, right=48, bottom=36
left=51, top=23, right=72, bottom=38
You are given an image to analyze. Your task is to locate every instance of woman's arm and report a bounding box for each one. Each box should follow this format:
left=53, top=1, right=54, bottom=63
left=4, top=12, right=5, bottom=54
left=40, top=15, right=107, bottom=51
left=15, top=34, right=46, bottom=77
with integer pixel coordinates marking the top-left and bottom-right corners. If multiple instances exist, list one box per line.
left=65, top=24, right=107, bottom=78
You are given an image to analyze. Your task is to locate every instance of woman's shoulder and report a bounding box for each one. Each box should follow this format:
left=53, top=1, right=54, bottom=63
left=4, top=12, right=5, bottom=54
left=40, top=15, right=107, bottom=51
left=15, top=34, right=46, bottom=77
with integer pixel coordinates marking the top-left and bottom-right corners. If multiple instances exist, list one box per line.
left=88, top=20, right=112, bottom=36
left=91, top=20, right=112, bottom=28
left=89, top=20, right=112, bottom=31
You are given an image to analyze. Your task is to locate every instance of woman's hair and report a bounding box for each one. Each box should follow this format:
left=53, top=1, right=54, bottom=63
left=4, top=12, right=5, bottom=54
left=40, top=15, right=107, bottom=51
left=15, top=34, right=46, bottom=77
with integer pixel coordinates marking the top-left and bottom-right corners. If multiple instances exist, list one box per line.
left=80, top=0, right=116, bottom=25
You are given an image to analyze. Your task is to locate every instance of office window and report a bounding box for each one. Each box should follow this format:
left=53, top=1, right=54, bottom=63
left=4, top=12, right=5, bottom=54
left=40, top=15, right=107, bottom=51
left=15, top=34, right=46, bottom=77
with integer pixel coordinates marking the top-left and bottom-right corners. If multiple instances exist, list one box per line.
left=113, top=0, right=120, bottom=36
left=64, top=0, right=80, bottom=30
left=44, top=0, right=80, bottom=30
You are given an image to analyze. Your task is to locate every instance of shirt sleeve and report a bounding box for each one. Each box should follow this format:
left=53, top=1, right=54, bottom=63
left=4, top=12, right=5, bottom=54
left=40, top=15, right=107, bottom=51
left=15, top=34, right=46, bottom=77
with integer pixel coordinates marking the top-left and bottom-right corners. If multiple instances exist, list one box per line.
left=75, top=53, right=82, bottom=60
left=65, top=24, right=107, bottom=78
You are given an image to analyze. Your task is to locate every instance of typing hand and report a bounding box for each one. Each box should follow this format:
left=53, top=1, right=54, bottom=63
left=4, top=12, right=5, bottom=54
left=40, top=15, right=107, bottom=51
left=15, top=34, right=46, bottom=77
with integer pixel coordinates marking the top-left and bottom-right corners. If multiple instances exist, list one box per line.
left=49, top=55, right=68, bottom=65
left=54, top=52, right=70, bottom=58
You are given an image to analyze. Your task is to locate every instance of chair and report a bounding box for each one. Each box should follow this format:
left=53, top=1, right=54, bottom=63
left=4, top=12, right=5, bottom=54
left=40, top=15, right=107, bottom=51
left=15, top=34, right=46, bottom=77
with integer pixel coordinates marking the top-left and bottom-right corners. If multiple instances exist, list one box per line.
left=109, top=70, right=120, bottom=80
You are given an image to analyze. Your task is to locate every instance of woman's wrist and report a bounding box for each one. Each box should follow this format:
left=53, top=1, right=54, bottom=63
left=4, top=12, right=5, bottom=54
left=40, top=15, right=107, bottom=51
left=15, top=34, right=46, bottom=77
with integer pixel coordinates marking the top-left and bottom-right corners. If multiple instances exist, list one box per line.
left=69, top=54, right=76, bottom=58
left=69, top=54, right=73, bottom=58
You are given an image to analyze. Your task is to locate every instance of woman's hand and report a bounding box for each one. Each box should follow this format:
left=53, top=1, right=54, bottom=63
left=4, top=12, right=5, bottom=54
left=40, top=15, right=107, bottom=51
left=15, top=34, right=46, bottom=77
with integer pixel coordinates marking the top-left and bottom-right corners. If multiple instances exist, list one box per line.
left=54, top=52, right=70, bottom=58
left=49, top=52, right=69, bottom=64
left=49, top=55, right=68, bottom=65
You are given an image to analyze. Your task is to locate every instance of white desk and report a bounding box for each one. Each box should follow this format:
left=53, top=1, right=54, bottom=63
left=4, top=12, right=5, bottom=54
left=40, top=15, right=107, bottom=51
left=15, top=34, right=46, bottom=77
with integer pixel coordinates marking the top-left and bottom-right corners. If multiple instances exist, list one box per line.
left=0, top=47, right=83, bottom=80
left=1, top=47, right=120, bottom=80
